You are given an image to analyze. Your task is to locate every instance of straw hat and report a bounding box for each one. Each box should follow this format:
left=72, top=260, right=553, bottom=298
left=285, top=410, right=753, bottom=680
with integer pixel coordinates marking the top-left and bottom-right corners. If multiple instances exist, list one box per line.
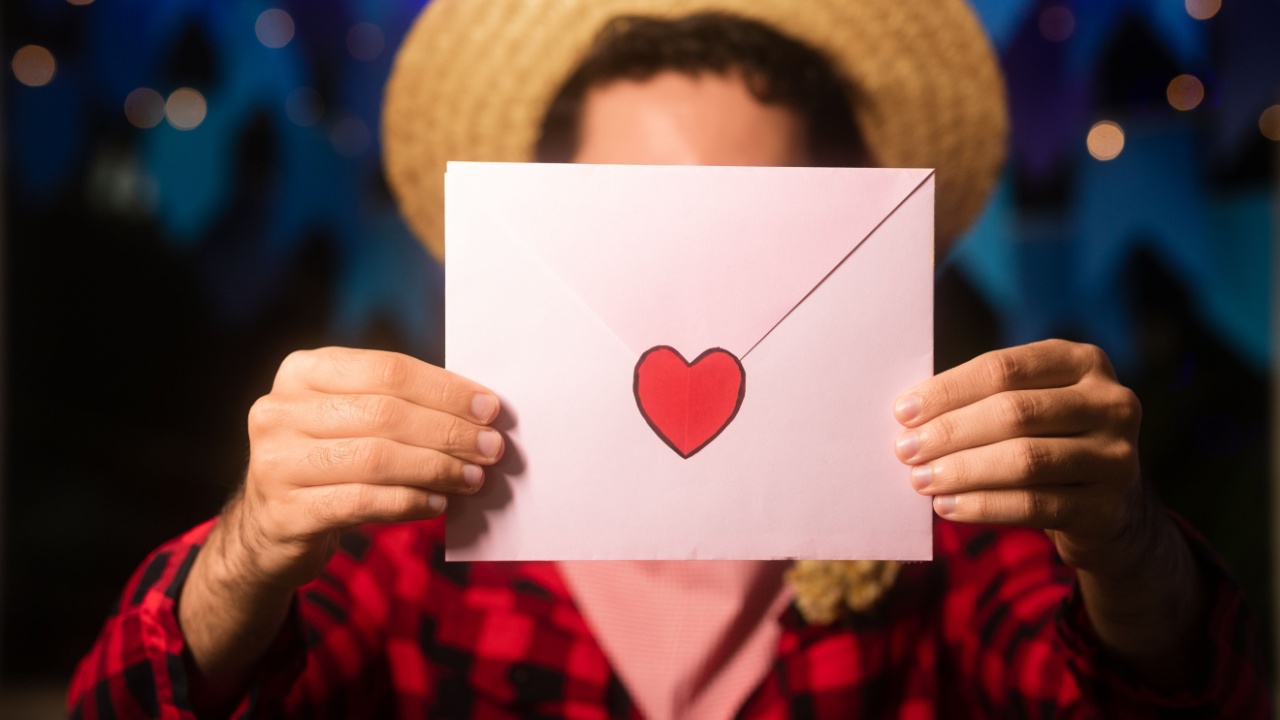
left=384, top=0, right=1006, bottom=261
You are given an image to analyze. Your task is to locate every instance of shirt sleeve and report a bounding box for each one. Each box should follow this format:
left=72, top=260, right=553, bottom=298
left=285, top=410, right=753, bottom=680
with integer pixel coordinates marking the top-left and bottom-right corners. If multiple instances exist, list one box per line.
left=938, top=516, right=1270, bottom=719
left=65, top=518, right=397, bottom=719
left=1054, top=514, right=1271, bottom=718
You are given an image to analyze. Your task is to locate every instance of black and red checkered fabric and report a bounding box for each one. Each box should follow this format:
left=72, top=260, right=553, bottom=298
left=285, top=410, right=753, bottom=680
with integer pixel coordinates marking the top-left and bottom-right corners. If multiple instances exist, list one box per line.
left=68, top=516, right=1268, bottom=718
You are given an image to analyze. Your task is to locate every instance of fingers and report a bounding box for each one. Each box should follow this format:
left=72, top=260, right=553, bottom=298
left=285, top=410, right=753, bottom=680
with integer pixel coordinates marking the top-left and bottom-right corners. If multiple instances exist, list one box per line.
left=254, top=436, right=486, bottom=495
left=930, top=485, right=1124, bottom=539
left=906, top=436, right=1135, bottom=495
left=892, top=340, right=1143, bottom=545
left=895, top=340, right=1115, bottom=427
left=292, top=484, right=448, bottom=531
left=250, top=392, right=504, bottom=465
left=273, top=347, right=500, bottom=424
left=234, top=348, right=503, bottom=589
left=894, top=385, right=1112, bottom=464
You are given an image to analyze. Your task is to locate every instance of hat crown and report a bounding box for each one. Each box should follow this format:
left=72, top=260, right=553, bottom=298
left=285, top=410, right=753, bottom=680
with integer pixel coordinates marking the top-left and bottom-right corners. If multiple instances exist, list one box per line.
left=383, top=0, right=1007, bottom=260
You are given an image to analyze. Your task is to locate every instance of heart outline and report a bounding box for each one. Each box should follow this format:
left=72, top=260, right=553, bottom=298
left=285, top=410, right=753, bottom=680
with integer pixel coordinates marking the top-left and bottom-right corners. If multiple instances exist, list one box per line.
left=632, top=346, right=746, bottom=459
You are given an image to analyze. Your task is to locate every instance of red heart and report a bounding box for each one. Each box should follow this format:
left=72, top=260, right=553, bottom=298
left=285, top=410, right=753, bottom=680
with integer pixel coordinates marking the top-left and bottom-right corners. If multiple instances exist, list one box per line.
left=633, top=346, right=746, bottom=458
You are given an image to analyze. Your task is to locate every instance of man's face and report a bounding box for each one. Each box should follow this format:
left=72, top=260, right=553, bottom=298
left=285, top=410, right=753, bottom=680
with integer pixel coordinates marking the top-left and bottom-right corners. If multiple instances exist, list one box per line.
left=572, top=70, right=810, bottom=167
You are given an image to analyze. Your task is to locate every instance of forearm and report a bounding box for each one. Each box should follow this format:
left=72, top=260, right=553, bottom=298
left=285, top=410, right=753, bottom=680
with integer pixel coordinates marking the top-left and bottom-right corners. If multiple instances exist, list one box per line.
left=1074, top=494, right=1207, bottom=688
left=178, top=497, right=297, bottom=716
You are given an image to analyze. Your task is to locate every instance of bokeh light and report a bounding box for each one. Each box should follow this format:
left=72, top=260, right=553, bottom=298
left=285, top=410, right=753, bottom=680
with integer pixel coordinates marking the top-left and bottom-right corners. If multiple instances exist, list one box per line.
left=1166, top=74, right=1205, bottom=111
left=255, top=8, right=295, bottom=49
left=1039, top=6, right=1075, bottom=43
left=12, top=45, right=57, bottom=87
left=347, top=22, right=385, bottom=62
left=165, top=88, right=207, bottom=130
left=286, top=87, right=324, bottom=127
left=66, top=0, right=95, bottom=5
left=1260, top=105, right=1280, bottom=142
left=1087, top=121, right=1125, bottom=161
left=1185, top=0, right=1221, bottom=20
left=124, top=87, right=166, bottom=129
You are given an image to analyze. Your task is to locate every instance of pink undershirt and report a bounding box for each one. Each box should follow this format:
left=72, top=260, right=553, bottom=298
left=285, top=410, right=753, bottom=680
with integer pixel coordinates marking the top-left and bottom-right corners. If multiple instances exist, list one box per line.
left=556, top=560, right=794, bottom=720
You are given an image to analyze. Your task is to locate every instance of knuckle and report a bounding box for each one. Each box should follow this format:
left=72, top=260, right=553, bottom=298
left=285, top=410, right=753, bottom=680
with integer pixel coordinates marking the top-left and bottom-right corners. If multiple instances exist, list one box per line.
left=1021, top=491, right=1043, bottom=522
left=360, top=395, right=398, bottom=432
left=306, top=438, right=384, bottom=475
left=426, top=452, right=459, bottom=484
left=1023, top=491, right=1064, bottom=528
left=999, top=393, right=1037, bottom=430
left=928, top=417, right=957, bottom=450
left=374, top=353, right=408, bottom=390
left=1104, top=437, right=1138, bottom=467
left=1013, top=439, right=1048, bottom=479
left=309, top=487, right=350, bottom=528
left=1112, top=387, right=1142, bottom=429
left=920, top=383, right=954, bottom=416
left=350, top=484, right=385, bottom=521
left=1041, top=338, right=1069, bottom=351
left=442, top=415, right=472, bottom=453
left=320, top=393, right=357, bottom=422
left=248, top=395, right=282, bottom=431
left=277, top=349, right=312, bottom=379
left=384, top=489, right=415, bottom=519
left=983, top=351, right=1023, bottom=389
left=347, top=438, right=388, bottom=476
left=961, top=490, right=987, bottom=518
left=1078, top=343, right=1114, bottom=376
left=432, top=376, right=469, bottom=413
left=306, top=443, right=339, bottom=470
left=940, top=453, right=969, bottom=487
left=1044, top=338, right=1078, bottom=357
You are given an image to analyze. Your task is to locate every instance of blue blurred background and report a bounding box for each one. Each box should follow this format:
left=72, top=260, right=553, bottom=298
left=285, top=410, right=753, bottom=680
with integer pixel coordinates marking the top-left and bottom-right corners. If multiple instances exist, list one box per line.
left=3, top=0, right=1277, bottom=692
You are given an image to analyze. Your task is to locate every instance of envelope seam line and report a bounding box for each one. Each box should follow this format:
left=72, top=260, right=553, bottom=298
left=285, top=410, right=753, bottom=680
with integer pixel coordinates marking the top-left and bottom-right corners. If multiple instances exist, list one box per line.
left=490, top=206, right=637, bottom=359
left=738, top=172, right=935, bottom=360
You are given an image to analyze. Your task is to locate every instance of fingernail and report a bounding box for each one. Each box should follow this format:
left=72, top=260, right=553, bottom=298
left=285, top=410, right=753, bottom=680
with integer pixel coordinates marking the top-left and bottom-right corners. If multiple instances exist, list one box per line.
left=428, top=494, right=448, bottom=514
left=462, top=464, right=484, bottom=488
left=895, top=431, right=920, bottom=461
left=471, top=394, right=499, bottom=423
left=910, top=464, right=933, bottom=491
left=476, top=430, right=502, bottom=460
left=934, top=494, right=956, bottom=516
left=895, top=394, right=922, bottom=423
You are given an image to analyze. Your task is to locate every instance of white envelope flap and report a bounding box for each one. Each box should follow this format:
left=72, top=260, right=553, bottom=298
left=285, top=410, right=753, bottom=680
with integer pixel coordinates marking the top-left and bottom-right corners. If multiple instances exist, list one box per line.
left=447, top=162, right=933, bottom=359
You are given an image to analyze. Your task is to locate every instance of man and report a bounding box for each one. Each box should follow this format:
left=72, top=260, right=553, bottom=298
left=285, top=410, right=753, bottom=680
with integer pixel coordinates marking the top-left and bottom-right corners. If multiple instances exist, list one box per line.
left=70, top=1, right=1267, bottom=717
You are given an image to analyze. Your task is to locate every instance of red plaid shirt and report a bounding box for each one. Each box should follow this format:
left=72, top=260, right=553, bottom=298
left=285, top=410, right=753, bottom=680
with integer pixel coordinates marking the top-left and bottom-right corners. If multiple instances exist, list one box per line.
left=69, top=516, right=1267, bottom=719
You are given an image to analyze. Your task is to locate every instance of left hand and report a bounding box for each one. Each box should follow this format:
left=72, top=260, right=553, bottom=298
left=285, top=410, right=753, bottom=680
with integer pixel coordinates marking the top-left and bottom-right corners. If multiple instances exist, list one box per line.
left=893, top=339, right=1147, bottom=574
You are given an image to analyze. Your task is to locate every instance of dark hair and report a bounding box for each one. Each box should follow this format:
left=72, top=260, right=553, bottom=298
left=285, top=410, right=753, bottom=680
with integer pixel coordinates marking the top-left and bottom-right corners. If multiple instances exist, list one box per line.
left=535, top=13, right=869, bottom=167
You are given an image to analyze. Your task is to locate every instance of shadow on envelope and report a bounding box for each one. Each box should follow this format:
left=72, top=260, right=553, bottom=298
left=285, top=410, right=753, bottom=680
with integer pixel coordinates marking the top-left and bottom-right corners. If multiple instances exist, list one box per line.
left=447, top=397, right=523, bottom=551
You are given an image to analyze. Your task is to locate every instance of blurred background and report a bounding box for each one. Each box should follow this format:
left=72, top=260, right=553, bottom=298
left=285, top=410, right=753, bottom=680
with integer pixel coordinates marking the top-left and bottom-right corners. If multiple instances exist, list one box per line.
left=2, top=0, right=1277, bottom=712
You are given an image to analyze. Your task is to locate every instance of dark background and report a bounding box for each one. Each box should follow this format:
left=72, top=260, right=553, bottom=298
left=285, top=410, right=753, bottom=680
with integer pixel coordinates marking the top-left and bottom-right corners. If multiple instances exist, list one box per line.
left=3, top=0, right=1277, bottom=693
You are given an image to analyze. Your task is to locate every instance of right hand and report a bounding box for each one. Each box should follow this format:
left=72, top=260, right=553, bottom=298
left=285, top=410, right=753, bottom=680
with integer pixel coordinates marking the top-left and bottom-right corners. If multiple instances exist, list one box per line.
left=226, top=346, right=503, bottom=589
left=178, top=347, right=501, bottom=710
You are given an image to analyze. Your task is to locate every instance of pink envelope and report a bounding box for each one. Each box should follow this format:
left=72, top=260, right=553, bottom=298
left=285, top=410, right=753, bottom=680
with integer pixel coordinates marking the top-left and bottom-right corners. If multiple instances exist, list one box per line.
left=444, top=162, right=934, bottom=561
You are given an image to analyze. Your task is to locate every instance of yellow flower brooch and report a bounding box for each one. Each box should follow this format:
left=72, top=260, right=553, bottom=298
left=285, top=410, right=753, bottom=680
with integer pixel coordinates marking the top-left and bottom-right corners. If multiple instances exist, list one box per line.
left=787, top=560, right=903, bottom=625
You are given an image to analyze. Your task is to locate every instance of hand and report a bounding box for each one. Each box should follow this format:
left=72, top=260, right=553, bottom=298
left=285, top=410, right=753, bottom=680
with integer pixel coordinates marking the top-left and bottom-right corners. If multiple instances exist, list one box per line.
left=179, top=347, right=503, bottom=711
left=893, top=339, right=1146, bottom=574
left=230, top=347, right=504, bottom=589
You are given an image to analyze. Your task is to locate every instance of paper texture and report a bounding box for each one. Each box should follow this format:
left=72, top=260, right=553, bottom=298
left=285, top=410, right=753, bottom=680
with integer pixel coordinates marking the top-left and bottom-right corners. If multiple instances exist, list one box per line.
left=445, top=162, right=934, bottom=561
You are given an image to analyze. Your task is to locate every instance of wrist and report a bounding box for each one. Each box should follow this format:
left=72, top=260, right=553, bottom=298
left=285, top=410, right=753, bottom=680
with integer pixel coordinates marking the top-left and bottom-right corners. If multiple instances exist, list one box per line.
left=1057, top=479, right=1164, bottom=580
left=202, top=491, right=300, bottom=601
left=179, top=504, right=296, bottom=716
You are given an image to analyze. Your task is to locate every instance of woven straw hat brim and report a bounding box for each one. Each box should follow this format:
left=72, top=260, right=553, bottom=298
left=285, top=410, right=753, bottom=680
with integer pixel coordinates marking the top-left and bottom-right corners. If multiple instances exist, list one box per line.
left=383, top=0, right=1007, bottom=261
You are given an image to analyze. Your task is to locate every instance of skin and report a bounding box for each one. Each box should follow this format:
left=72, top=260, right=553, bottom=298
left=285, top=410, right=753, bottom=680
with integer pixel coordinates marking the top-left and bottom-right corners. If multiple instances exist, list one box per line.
left=180, top=71, right=1206, bottom=714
